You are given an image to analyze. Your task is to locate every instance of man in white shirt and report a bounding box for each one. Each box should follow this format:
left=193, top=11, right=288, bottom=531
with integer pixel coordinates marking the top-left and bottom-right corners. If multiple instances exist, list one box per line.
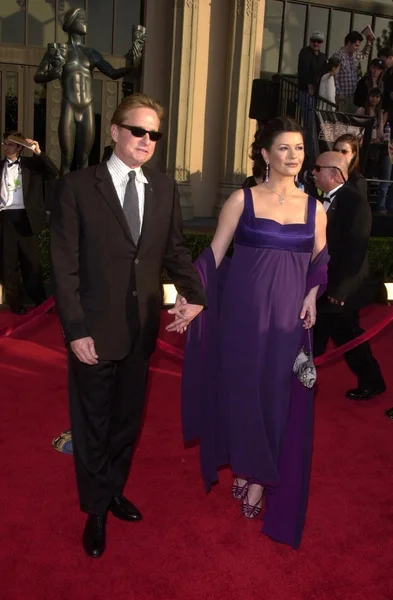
left=0, top=132, right=59, bottom=313
left=51, top=93, right=206, bottom=558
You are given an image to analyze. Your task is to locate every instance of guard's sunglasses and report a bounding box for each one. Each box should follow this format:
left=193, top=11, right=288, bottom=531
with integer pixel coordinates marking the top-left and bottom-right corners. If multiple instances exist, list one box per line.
left=313, top=164, right=347, bottom=182
left=118, top=124, right=162, bottom=142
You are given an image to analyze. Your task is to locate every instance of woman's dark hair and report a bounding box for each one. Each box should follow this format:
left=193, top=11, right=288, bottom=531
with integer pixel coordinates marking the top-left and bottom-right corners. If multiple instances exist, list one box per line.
left=378, top=47, right=393, bottom=59
left=321, top=56, right=341, bottom=77
left=367, top=64, right=384, bottom=89
left=344, top=31, right=363, bottom=46
left=333, top=133, right=360, bottom=174
left=364, top=86, right=382, bottom=120
left=250, top=117, right=304, bottom=177
left=252, top=162, right=263, bottom=179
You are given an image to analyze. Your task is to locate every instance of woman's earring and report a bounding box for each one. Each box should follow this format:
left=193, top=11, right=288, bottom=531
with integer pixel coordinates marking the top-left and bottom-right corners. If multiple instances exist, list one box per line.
left=265, top=163, right=269, bottom=183
left=295, top=173, right=298, bottom=183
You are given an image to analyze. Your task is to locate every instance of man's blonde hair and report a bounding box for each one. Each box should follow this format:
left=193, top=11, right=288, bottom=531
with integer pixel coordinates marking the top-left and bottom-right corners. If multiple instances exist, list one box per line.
left=111, top=93, right=165, bottom=127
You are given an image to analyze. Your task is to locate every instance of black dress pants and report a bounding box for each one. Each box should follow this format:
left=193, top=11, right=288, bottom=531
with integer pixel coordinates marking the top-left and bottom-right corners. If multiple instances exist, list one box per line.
left=0, top=209, right=46, bottom=307
left=314, top=309, right=385, bottom=390
left=68, top=347, right=150, bottom=515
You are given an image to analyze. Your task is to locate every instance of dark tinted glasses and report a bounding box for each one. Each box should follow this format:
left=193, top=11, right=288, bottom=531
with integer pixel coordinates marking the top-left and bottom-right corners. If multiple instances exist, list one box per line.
left=118, top=124, right=162, bottom=142
left=313, top=164, right=346, bottom=182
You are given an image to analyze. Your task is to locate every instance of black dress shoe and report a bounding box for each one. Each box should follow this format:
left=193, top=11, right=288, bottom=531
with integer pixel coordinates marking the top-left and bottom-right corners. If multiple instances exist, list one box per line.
left=109, top=495, right=142, bottom=522
left=346, top=386, right=387, bottom=400
left=385, top=407, right=393, bottom=420
left=82, top=514, right=106, bottom=558
left=10, top=305, right=27, bottom=315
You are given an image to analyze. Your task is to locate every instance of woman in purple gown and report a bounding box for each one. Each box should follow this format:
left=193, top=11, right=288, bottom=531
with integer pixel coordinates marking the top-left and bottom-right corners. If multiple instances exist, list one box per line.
left=181, top=118, right=328, bottom=548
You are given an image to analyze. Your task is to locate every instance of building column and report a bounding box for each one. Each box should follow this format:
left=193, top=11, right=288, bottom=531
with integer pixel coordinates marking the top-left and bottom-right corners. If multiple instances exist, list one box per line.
left=166, top=0, right=199, bottom=220
left=216, top=0, right=265, bottom=214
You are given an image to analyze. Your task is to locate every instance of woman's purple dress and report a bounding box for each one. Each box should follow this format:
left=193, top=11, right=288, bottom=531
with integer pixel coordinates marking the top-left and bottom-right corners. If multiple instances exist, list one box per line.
left=182, top=188, right=328, bottom=549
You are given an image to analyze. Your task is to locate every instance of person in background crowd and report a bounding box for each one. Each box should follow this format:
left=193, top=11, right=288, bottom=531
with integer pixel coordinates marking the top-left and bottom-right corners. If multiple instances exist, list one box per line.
left=332, top=134, right=368, bottom=200
left=333, top=31, right=374, bottom=113
left=319, top=56, right=341, bottom=107
left=0, top=132, right=59, bottom=314
left=312, top=152, right=386, bottom=401
left=297, top=30, right=327, bottom=130
left=356, top=87, right=384, bottom=139
left=356, top=88, right=385, bottom=179
left=354, top=58, right=385, bottom=108
left=375, top=47, right=393, bottom=214
left=297, top=30, right=327, bottom=99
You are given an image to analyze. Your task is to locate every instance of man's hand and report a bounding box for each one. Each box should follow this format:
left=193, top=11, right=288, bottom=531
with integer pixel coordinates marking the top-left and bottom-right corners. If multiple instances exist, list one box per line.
left=166, top=294, right=203, bottom=334
left=25, top=138, right=41, bottom=155
left=366, top=35, right=374, bottom=44
left=70, top=336, right=99, bottom=364
left=327, top=295, right=345, bottom=307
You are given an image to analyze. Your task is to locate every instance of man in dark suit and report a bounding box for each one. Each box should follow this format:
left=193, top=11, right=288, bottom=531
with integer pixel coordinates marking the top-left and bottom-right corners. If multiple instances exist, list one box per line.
left=0, top=132, right=59, bottom=313
left=50, top=93, right=206, bottom=558
left=312, top=152, right=386, bottom=400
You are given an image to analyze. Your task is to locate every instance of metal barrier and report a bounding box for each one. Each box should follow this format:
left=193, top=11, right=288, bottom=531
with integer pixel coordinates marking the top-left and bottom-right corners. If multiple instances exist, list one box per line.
left=276, top=75, right=337, bottom=133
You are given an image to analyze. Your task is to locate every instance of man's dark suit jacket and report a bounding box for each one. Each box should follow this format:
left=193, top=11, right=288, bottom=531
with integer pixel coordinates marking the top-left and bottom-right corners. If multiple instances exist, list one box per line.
left=0, top=153, right=59, bottom=234
left=318, top=181, right=373, bottom=314
left=50, top=161, right=207, bottom=360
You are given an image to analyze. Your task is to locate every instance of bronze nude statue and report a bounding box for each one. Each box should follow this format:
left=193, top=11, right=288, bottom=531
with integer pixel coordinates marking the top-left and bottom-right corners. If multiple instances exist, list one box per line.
left=34, top=8, right=146, bottom=174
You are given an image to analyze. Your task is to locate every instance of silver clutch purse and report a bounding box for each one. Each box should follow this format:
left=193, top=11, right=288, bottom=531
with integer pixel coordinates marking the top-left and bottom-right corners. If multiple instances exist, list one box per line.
left=293, top=330, right=317, bottom=389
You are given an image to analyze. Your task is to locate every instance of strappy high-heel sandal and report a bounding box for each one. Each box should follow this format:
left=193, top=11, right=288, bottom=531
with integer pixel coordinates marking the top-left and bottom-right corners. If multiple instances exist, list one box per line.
left=241, top=488, right=263, bottom=519
left=232, top=477, right=249, bottom=500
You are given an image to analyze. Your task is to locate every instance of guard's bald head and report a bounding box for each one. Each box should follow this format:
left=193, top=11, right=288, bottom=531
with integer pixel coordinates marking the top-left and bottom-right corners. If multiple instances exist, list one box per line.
left=317, top=151, right=348, bottom=176
left=313, top=151, right=348, bottom=193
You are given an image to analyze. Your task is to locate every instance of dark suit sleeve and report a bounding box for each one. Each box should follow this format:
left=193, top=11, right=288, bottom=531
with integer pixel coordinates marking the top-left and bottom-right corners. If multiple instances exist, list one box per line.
left=350, top=172, right=368, bottom=201
left=327, top=190, right=371, bottom=302
left=163, top=182, right=207, bottom=307
left=50, top=176, right=89, bottom=342
left=31, top=152, right=59, bottom=179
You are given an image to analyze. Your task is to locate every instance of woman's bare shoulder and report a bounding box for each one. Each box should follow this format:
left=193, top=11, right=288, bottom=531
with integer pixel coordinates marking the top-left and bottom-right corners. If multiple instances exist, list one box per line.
left=222, top=188, right=246, bottom=211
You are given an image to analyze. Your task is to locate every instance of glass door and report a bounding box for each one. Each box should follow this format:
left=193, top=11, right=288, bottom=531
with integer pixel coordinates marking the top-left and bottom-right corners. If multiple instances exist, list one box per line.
left=0, top=65, right=24, bottom=141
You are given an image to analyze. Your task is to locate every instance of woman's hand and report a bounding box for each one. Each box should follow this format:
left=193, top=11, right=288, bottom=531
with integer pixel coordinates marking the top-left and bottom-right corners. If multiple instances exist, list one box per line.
left=300, top=292, right=317, bottom=329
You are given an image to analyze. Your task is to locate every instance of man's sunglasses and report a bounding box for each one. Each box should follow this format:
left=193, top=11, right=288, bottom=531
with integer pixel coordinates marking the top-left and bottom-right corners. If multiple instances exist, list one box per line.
left=118, top=124, right=162, bottom=142
left=313, top=164, right=346, bottom=182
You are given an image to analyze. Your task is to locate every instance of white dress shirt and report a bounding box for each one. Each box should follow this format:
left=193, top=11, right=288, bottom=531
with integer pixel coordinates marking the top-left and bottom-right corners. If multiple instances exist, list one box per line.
left=322, top=183, right=344, bottom=212
left=319, top=73, right=336, bottom=109
left=106, top=152, right=148, bottom=233
left=0, top=159, right=25, bottom=210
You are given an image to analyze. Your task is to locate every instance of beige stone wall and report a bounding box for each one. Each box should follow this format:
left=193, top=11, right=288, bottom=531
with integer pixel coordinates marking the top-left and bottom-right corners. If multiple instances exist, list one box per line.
left=189, top=0, right=232, bottom=217
left=142, top=0, right=174, bottom=171
left=142, top=0, right=266, bottom=218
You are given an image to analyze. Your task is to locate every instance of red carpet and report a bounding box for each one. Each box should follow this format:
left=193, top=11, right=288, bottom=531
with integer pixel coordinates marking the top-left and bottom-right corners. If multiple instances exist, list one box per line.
left=1, top=306, right=393, bottom=599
